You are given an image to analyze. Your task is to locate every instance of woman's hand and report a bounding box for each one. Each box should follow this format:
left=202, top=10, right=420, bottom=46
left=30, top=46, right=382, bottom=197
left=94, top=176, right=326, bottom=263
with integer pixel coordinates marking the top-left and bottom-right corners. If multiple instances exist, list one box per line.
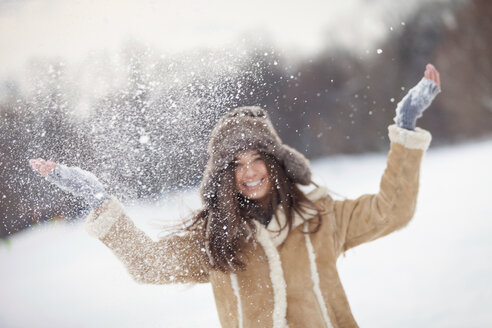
left=424, top=63, right=441, bottom=89
left=30, top=158, right=109, bottom=209
left=393, top=63, right=442, bottom=131
left=29, top=158, right=58, bottom=177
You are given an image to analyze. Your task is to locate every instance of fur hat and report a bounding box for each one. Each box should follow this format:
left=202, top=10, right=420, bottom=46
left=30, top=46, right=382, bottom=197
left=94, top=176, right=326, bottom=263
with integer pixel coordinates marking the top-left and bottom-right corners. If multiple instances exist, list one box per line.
left=200, top=106, right=312, bottom=204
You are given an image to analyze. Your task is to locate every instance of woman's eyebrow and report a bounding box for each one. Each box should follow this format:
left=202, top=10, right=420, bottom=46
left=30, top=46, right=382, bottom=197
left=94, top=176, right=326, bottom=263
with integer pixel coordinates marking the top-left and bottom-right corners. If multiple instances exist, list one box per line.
left=233, top=153, right=261, bottom=163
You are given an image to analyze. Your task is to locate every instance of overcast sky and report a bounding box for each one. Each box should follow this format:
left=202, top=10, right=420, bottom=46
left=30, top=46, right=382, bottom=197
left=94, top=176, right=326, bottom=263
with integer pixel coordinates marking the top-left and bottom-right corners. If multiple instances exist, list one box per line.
left=0, top=0, right=434, bottom=81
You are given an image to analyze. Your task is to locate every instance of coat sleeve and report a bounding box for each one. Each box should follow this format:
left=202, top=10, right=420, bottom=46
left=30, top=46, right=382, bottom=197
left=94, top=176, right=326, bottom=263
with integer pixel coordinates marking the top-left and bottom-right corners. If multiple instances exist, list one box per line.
left=84, top=197, right=210, bottom=284
left=328, top=124, right=432, bottom=255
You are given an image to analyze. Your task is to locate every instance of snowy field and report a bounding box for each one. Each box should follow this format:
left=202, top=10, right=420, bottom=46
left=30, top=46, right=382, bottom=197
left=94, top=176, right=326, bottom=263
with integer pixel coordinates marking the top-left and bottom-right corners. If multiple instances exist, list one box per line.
left=1, top=135, right=491, bottom=328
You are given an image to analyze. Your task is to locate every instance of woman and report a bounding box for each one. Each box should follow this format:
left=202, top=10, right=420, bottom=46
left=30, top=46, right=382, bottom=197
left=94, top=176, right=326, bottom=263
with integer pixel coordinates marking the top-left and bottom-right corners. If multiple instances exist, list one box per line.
left=30, top=64, right=441, bottom=327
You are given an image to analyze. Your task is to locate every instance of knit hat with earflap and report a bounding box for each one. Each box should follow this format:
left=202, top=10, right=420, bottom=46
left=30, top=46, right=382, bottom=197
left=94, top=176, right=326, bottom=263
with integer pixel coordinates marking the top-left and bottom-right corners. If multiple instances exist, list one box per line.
left=200, top=106, right=312, bottom=205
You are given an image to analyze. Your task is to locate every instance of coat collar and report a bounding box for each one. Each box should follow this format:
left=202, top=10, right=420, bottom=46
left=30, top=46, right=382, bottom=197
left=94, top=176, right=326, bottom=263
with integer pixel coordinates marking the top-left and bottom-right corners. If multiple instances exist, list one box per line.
left=253, top=186, right=329, bottom=247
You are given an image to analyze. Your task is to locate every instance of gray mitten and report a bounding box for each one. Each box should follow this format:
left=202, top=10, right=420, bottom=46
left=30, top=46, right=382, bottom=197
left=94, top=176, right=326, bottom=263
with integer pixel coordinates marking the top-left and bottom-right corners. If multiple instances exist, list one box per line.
left=46, top=164, right=109, bottom=209
left=393, top=77, right=441, bottom=130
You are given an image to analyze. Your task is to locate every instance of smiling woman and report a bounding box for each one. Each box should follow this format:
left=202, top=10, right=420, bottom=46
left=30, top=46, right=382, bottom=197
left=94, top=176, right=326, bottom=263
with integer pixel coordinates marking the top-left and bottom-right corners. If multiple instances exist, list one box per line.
left=234, top=150, right=272, bottom=200
left=30, top=65, right=441, bottom=327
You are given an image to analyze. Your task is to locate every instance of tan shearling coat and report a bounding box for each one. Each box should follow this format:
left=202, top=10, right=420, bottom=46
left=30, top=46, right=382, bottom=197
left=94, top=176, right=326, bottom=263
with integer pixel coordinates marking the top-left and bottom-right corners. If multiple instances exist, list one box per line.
left=85, top=124, right=432, bottom=327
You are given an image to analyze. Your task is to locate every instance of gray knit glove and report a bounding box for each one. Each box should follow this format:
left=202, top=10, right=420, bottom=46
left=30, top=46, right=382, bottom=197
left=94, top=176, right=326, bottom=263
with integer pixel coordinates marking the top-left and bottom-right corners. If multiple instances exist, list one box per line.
left=46, top=164, right=109, bottom=209
left=393, top=77, right=441, bottom=130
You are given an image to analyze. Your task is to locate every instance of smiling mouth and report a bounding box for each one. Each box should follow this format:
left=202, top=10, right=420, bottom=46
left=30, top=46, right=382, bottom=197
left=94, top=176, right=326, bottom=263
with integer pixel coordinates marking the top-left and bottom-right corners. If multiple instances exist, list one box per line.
left=243, top=178, right=265, bottom=189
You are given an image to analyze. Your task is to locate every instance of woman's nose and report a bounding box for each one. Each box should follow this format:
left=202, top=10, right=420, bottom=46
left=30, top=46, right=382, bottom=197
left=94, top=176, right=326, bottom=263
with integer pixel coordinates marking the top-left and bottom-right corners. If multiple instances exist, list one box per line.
left=243, top=166, right=256, bottom=178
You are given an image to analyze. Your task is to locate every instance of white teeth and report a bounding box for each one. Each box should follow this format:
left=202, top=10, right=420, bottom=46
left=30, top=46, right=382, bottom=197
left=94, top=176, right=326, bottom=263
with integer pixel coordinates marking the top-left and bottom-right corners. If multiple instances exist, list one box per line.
left=245, top=179, right=262, bottom=187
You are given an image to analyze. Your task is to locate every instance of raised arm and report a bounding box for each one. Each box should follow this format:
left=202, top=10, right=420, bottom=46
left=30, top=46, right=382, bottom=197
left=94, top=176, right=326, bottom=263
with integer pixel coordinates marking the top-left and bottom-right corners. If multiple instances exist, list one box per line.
left=86, top=197, right=209, bottom=284
left=30, top=159, right=209, bottom=284
left=330, top=127, right=431, bottom=254
left=323, top=64, right=440, bottom=256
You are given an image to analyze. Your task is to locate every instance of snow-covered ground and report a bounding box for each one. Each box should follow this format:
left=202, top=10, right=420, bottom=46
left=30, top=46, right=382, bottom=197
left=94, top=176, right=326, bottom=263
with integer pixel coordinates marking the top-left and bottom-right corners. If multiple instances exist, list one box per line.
left=1, top=136, right=491, bottom=327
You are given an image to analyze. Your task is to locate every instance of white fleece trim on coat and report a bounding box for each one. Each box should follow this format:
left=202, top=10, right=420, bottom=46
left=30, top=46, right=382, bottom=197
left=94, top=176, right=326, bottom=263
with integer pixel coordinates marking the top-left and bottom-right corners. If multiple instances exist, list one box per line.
left=304, top=224, right=334, bottom=328
left=84, top=196, right=123, bottom=239
left=254, top=222, right=288, bottom=328
left=230, top=273, right=243, bottom=328
left=388, top=124, right=432, bottom=151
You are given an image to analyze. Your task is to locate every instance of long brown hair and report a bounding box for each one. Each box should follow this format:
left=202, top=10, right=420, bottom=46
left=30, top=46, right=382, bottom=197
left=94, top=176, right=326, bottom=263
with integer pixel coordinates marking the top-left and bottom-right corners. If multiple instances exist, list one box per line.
left=185, top=152, right=322, bottom=274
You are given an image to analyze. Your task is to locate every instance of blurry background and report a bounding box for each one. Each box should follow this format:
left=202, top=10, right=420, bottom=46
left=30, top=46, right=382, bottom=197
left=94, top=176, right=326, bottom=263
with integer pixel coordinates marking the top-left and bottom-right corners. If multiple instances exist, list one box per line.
left=1, top=0, right=492, bottom=327
left=0, top=0, right=491, bottom=236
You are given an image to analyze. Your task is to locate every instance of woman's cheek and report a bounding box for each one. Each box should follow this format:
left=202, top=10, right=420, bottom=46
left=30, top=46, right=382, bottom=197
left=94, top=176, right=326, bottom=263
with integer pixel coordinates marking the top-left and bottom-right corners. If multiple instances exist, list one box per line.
left=234, top=169, right=244, bottom=190
left=255, top=162, right=267, bottom=176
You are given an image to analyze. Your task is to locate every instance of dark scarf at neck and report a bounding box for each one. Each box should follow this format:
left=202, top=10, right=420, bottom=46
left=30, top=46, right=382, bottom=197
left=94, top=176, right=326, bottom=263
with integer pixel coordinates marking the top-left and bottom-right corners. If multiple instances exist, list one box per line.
left=238, top=195, right=275, bottom=227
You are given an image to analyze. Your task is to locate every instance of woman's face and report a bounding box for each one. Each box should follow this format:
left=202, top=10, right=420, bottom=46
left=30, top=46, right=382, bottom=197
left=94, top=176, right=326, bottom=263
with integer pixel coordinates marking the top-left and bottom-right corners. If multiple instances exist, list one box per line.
left=234, top=150, right=272, bottom=200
